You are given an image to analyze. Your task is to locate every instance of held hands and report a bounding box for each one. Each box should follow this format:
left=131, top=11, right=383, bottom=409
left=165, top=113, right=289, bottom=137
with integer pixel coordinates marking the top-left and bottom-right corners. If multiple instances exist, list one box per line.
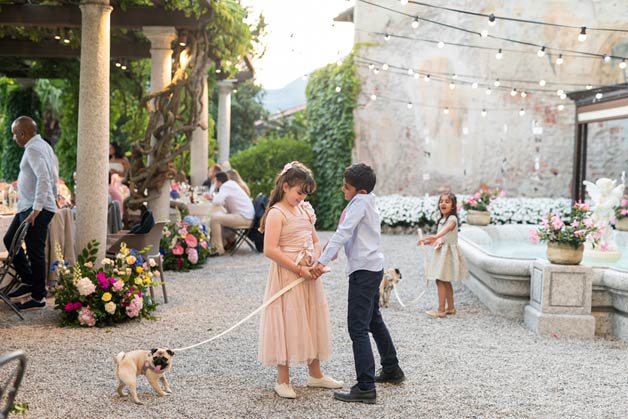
left=298, top=266, right=315, bottom=280
left=433, top=238, right=444, bottom=249
left=420, top=235, right=437, bottom=246
left=310, top=263, right=328, bottom=279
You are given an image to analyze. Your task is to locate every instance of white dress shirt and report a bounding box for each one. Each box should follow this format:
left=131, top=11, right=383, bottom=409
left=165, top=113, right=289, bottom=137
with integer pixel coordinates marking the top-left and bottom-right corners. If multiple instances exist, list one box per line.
left=318, top=193, right=384, bottom=275
left=212, top=180, right=254, bottom=220
left=17, top=134, right=59, bottom=213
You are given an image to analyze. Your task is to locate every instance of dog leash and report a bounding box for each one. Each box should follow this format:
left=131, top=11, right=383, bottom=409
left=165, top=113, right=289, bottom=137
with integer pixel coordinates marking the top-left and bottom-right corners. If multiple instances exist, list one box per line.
left=173, top=249, right=329, bottom=352
left=392, top=228, right=429, bottom=308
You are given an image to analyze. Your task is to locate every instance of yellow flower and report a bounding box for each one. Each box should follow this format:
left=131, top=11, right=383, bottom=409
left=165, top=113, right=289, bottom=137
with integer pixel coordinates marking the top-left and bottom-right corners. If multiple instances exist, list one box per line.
left=200, top=234, right=206, bottom=240
left=134, top=278, right=143, bottom=286
left=102, top=292, right=112, bottom=302
left=135, top=266, right=143, bottom=274
left=143, top=278, right=152, bottom=286
left=126, top=255, right=137, bottom=265
left=120, top=243, right=130, bottom=255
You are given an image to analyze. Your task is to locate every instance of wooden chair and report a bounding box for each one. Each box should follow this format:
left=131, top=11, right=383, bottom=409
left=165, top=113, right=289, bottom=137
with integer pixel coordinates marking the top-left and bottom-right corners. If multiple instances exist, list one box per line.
left=106, top=222, right=168, bottom=304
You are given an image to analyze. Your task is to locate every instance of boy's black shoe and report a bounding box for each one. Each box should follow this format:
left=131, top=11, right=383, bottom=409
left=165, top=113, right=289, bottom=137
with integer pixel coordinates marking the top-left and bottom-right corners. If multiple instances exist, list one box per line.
left=8, top=285, right=32, bottom=302
left=375, top=366, right=405, bottom=384
left=16, top=297, right=46, bottom=311
left=333, top=384, right=376, bottom=404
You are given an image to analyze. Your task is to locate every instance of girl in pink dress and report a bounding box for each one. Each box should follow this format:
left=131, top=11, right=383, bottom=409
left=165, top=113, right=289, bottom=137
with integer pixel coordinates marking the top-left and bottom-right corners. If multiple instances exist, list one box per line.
left=258, top=161, right=342, bottom=399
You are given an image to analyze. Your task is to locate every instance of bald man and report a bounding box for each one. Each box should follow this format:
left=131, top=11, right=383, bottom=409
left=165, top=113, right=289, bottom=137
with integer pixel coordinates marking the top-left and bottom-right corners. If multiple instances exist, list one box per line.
left=4, top=116, right=59, bottom=311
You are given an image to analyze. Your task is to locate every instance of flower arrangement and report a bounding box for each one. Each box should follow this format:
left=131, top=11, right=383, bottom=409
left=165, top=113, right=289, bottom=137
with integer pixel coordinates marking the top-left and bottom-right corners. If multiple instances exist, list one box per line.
left=462, top=188, right=503, bottom=212
left=160, top=217, right=211, bottom=271
left=615, top=196, right=628, bottom=220
left=530, top=202, right=599, bottom=248
left=53, top=241, right=158, bottom=327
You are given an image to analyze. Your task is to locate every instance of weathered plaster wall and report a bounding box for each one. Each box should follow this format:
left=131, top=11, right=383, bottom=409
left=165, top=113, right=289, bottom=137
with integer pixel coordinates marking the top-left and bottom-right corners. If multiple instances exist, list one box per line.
left=353, top=0, right=628, bottom=197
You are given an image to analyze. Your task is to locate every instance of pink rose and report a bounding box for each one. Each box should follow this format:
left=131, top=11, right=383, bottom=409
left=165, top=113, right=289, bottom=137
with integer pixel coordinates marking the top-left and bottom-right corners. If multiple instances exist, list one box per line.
left=172, top=244, right=184, bottom=255
left=125, top=296, right=143, bottom=318
left=200, top=241, right=208, bottom=249
left=78, top=306, right=96, bottom=327
left=185, top=234, right=198, bottom=248
left=474, top=192, right=481, bottom=199
left=187, top=248, right=199, bottom=264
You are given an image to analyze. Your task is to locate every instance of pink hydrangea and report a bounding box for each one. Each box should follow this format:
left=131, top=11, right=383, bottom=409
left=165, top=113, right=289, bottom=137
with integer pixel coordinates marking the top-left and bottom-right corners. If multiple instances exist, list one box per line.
left=187, top=248, right=199, bottom=264
left=172, top=244, right=184, bottom=255
left=78, top=306, right=96, bottom=327
left=125, top=296, right=143, bottom=318
left=185, top=234, right=198, bottom=248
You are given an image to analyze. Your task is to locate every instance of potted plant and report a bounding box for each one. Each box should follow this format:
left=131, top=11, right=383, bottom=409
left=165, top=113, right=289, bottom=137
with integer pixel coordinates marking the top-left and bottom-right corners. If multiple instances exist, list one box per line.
left=530, top=202, right=599, bottom=265
left=462, top=189, right=501, bottom=226
left=614, top=196, right=628, bottom=231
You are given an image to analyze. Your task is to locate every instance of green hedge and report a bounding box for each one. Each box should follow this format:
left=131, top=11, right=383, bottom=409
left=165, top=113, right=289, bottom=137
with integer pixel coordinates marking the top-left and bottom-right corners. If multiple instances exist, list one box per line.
left=230, top=135, right=314, bottom=198
left=305, top=54, right=359, bottom=230
left=0, top=85, right=42, bottom=181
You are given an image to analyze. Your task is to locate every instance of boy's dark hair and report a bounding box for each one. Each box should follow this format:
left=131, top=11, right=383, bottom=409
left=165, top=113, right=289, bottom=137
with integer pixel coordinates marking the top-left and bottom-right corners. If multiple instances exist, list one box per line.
left=215, top=171, right=228, bottom=183
left=344, top=163, right=376, bottom=193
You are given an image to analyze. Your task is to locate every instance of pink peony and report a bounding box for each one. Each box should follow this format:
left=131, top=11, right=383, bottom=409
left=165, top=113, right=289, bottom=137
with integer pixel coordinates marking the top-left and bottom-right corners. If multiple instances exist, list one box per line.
left=178, top=228, right=188, bottom=236
left=187, top=248, right=198, bottom=264
left=529, top=229, right=539, bottom=244
left=125, top=296, right=143, bottom=318
left=172, top=244, right=184, bottom=255
left=185, top=234, right=198, bottom=248
left=78, top=306, right=96, bottom=327
left=112, top=280, right=125, bottom=292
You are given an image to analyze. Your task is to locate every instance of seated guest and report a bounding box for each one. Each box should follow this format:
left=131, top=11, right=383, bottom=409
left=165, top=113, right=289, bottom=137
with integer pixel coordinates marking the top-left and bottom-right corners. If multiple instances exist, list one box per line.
left=109, top=141, right=129, bottom=178
left=208, top=171, right=254, bottom=256
left=202, top=163, right=222, bottom=195
left=227, top=169, right=251, bottom=197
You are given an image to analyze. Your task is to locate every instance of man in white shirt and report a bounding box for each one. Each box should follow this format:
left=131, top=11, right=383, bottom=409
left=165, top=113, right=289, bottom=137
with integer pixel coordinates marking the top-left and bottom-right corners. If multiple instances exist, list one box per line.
left=208, top=171, right=254, bottom=256
left=4, top=116, right=59, bottom=311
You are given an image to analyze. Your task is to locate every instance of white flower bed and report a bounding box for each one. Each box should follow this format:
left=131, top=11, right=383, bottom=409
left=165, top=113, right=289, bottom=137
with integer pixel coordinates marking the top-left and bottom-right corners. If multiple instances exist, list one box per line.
left=376, top=194, right=572, bottom=227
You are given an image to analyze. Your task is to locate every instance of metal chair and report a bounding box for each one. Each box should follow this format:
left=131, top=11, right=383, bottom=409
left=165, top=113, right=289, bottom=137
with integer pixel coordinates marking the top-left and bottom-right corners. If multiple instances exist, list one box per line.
left=0, top=351, right=27, bottom=419
left=106, top=222, right=168, bottom=303
left=226, top=221, right=256, bottom=256
left=0, top=221, right=29, bottom=320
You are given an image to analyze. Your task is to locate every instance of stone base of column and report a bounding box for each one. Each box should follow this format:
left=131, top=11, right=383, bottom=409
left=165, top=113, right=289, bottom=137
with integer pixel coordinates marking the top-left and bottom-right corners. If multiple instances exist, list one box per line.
left=524, top=305, right=595, bottom=338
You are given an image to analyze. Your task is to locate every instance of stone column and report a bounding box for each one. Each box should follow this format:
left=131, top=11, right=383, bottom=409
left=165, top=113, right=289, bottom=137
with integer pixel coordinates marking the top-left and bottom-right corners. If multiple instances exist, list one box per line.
left=217, top=80, right=237, bottom=165
left=190, top=72, right=209, bottom=186
left=75, top=0, right=112, bottom=262
left=143, top=26, right=177, bottom=223
left=524, top=260, right=595, bottom=338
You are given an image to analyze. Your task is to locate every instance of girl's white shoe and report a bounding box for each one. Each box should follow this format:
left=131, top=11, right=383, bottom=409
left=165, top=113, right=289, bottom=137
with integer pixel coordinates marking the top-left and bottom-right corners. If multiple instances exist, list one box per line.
left=307, top=375, right=344, bottom=389
left=274, top=383, right=297, bottom=399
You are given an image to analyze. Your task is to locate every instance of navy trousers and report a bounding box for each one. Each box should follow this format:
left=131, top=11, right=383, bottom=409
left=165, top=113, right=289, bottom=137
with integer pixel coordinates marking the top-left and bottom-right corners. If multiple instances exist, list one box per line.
left=347, top=269, right=399, bottom=390
left=3, top=208, right=54, bottom=300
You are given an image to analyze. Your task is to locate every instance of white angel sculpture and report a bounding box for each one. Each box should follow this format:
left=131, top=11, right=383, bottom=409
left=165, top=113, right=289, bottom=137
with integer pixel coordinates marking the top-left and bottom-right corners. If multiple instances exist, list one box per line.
left=583, top=178, right=625, bottom=251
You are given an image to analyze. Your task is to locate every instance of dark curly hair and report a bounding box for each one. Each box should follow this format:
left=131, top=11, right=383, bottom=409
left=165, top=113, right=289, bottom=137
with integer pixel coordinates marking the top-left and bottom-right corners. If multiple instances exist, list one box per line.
left=344, top=163, right=376, bottom=193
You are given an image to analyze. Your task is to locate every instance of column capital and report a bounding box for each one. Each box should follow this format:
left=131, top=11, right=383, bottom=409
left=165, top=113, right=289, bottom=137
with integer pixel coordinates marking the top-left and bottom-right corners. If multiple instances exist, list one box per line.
left=142, top=26, right=177, bottom=50
left=217, top=79, right=238, bottom=94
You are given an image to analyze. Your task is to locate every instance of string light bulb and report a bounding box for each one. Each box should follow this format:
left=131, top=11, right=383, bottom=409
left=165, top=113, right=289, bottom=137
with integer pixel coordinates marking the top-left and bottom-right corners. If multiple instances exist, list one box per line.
left=370, top=94, right=377, bottom=101
left=424, top=74, right=431, bottom=82
left=384, top=33, right=391, bottom=41
left=521, top=91, right=527, bottom=98
left=449, top=82, right=456, bottom=90
left=578, top=26, right=587, bottom=42
left=443, top=107, right=450, bottom=115
left=382, top=63, right=389, bottom=70
left=510, top=88, right=517, bottom=96
left=407, top=68, right=414, bottom=75
left=437, top=41, right=445, bottom=48
left=537, top=46, right=546, bottom=57
left=603, top=54, right=611, bottom=63
left=620, top=60, right=627, bottom=69
left=335, top=86, right=341, bottom=93
left=373, top=68, right=380, bottom=75
left=539, top=79, right=546, bottom=86
left=54, top=30, right=61, bottom=41
left=496, top=48, right=503, bottom=60
left=494, top=79, right=500, bottom=87
left=558, top=104, right=565, bottom=111
left=560, top=93, right=567, bottom=100
left=411, top=17, right=420, bottom=29
left=586, top=84, right=593, bottom=90
left=452, top=73, right=458, bottom=79
left=414, top=72, right=420, bottom=79
left=556, top=89, right=564, bottom=96
left=407, top=102, right=413, bottom=109
left=595, top=92, right=603, bottom=99
left=519, top=108, right=525, bottom=116
left=481, top=109, right=487, bottom=117
left=488, top=14, right=496, bottom=27
left=556, top=54, right=563, bottom=65
left=480, top=29, right=489, bottom=38
left=368, top=63, right=375, bottom=70
left=400, top=0, right=408, bottom=5
left=471, top=82, right=478, bottom=89
left=485, top=87, right=492, bottom=95
left=115, top=61, right=122, bottom=68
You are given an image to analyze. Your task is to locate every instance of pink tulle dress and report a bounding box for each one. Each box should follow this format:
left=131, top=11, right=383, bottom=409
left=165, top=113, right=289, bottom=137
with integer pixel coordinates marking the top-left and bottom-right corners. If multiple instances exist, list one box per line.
left=258, top=203, right=332, bottom=367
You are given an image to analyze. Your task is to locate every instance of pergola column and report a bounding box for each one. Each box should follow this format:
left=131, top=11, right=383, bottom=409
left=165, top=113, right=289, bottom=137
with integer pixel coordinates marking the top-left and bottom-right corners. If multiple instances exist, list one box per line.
left=190, top=69, right=209, bottom=186
left=75, top=0, right=112, bottom=262
left=143, top=26, right=177, bottom=223
left=217, top=79, right=237, bottom=165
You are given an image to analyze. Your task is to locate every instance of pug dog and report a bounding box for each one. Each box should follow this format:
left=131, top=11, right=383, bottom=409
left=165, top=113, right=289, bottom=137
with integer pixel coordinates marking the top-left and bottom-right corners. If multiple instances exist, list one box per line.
left=379, top=268, right=402, bottom=308
left=113, top=348, right=174, bottom=404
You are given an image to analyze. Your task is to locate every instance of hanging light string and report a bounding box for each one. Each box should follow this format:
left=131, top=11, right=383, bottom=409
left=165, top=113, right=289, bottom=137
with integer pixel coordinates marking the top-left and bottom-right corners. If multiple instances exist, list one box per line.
left=357, top=55, right=596, bottom=90
left=356, top=0, right=628, bottom=61
left=356, top=28, right=601, bottom=61
left=406, top=0, right=628, bottom=33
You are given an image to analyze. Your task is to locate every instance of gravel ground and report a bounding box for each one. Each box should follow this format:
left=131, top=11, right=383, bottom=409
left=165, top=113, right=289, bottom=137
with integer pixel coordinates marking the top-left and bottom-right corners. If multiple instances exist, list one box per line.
left=2, top=232, right=628, bottom=419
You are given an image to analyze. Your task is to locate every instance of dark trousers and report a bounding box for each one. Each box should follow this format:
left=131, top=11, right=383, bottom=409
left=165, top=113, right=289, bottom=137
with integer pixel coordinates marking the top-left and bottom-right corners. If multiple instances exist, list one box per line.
left=348, top=269, right=399, bottom=390
left=3, top=208, right=54, bottom=300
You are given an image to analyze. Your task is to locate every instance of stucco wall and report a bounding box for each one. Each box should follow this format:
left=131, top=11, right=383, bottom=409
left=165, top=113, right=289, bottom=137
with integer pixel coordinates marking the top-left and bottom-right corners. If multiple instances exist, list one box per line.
left=352, top=0, right=628, bottom=197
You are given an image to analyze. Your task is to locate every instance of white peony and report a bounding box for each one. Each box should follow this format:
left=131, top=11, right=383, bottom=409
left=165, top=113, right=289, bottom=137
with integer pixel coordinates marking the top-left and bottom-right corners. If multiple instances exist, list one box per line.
left=76, top=277, right=96, bottom=296
left=149, top=258, right=157, bottom=267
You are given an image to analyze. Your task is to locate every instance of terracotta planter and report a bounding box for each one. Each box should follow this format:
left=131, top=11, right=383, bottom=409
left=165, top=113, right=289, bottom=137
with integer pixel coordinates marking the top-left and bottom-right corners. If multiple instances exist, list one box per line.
left=546, top=242, right=584, bottom=265
left=616, top=217, right=628, bottom=232
left=467, top=210, right=491, bottom=226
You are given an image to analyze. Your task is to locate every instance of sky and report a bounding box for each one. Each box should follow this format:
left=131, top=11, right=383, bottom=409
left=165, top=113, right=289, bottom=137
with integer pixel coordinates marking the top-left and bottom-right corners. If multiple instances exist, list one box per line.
left=241, top=0, right=355, bottom=89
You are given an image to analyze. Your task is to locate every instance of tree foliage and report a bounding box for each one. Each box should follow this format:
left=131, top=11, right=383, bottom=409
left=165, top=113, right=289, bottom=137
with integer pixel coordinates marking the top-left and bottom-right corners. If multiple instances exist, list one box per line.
left=305, top=54, right=359, bottom=229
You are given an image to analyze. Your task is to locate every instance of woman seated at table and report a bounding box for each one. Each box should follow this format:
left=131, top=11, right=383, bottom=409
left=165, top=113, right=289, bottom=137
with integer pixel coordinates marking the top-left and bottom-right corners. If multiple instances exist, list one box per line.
left=226, top=169, right=251, bottom=197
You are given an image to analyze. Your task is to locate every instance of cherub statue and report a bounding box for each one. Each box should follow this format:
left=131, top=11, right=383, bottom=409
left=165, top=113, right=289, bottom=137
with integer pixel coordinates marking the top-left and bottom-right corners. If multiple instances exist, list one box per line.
left=583, top=178, right=625, bottom=250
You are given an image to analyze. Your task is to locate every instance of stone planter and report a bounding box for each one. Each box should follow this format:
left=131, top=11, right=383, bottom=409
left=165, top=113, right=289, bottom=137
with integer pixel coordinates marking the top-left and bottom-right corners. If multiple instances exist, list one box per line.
left=467, top=210, right=491, bottom=226
left=546, top=242, right=584, bottom=265
left=616, top=217, right=628, bottom=232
